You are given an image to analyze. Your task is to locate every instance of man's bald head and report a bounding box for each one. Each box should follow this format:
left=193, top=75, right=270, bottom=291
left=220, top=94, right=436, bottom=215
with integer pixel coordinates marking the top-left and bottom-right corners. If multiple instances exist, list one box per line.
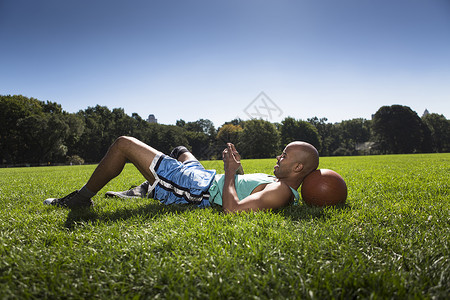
left=286, top=141, right=319, bottom=176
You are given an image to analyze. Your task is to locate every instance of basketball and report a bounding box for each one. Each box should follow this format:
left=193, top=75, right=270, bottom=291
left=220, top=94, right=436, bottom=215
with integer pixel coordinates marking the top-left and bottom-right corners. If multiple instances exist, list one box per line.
left=301, top=169, right=347, bottom=206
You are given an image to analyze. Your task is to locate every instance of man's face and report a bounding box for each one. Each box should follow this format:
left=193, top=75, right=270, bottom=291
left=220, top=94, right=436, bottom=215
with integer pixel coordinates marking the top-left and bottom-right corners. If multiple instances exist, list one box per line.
left=274, top=146, right=292, bottom=178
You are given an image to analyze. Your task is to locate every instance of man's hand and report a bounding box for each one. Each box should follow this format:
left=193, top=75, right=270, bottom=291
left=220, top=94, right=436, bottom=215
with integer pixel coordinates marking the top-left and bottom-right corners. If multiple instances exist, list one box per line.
left=222, top=143, right=242, bottom=175
left=221, top=142, right=292, bottom=214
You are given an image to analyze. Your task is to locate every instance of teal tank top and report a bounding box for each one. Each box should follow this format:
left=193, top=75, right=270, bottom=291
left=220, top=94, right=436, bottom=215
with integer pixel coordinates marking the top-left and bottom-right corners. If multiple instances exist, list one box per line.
left=208, top=173, right=300, bottom=206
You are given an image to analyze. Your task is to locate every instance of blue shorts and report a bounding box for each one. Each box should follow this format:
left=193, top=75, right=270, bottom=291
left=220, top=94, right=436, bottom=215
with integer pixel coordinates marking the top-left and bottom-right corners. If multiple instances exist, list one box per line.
left=149, top=153, right=216, bottom=208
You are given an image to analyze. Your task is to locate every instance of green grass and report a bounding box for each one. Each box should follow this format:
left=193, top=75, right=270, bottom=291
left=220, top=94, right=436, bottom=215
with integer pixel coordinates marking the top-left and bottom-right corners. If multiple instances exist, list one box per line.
left=0, top=154, right=449, bottom=299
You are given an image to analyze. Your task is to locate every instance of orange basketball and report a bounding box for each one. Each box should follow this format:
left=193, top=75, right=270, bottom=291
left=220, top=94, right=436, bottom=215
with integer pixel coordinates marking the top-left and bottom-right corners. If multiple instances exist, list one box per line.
left=301, top=169, right=347, bottom=206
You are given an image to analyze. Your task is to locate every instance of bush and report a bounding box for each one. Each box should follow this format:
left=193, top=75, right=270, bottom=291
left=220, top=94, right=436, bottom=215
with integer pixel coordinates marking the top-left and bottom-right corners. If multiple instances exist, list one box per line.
left=67, top=155, right=84, bottom=165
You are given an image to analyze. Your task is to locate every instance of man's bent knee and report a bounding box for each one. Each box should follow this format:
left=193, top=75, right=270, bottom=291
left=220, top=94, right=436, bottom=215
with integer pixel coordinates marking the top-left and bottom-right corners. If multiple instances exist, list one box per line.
left=113, top=136, right=139, bottom=150
left=170, top=146, right=190, bottom=160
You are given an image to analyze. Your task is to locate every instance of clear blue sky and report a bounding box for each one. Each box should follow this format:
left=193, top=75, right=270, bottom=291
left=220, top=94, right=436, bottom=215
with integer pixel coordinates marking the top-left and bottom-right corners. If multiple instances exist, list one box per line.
left=1, top=0, right=449, bottom=127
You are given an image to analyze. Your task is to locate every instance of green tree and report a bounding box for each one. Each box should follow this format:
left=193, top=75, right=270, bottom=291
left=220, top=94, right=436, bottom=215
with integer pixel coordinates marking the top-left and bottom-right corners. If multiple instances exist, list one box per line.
left=217, top=124, right=243, bottom=145
left=176, top=119, right=217, bottom=159
left=223, top=118, right=245, bottom=127
left=238, top=119, right=279, bottom=158
left=16, top=114, right=69, bottom=163
left=64, top=113, right=85, bottom=157
left=372, top=105, right=429, bottom=154
left=422, top=113, right=450, bottom=152
left=307, top=117, right=341, bottom=156
left=209, top=123, right=244, bottom=160
left=0, top=95, right=79, bottom=164
left=110, top=108, right=132, bottom=138
left=280, top=117, right=321, bottom=151
left=0, top=95, right=44, bottom=163
left=337, top=118, right=372, bottom=155
left=184, top=131, right=211, bottom=159
left=42, top=101, right=64, bottom=114
left=75, top=105, right=117, bottom=162
left=177, top=119, right=216, bottom=136
left=129, top=113, right=152, bottom=142
left=153, top=124, right=189, bottom=154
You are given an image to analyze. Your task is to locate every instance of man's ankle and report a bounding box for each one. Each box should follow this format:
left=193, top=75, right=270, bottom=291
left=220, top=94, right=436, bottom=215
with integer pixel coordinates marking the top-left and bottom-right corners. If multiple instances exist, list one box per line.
left=78, top=185, right=96, bottom=199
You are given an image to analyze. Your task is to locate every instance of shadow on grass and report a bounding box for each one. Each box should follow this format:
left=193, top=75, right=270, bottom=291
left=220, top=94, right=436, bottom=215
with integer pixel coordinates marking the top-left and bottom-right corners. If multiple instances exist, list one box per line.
left=64, top=199, right=351, bottom=230
left=276, top=202, right=351, bottom=221
left=64, top=200, right=223, bottom=230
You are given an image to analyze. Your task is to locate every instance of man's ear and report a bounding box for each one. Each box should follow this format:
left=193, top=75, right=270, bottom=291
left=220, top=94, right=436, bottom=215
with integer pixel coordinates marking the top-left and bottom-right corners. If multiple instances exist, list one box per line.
left=294, top=163, right=304, bottom=173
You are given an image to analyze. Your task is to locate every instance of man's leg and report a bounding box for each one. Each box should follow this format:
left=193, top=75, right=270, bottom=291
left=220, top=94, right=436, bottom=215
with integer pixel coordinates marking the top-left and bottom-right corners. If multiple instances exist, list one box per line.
left=170, top=146, right=198, bottom=163
left=45, top=136, right=160, bottom=208
left=85, top=136, right=159, bottom=193
left=105, top=146, right=198, bottom=199
left=103, top=145, right=213, bottom=208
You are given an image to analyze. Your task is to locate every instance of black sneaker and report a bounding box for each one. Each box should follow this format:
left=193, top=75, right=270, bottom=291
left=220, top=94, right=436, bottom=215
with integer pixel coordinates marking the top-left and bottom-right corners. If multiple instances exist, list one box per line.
left=43, top=191, right=93, bottom=209
left=105, top=181, right=153, bottom=199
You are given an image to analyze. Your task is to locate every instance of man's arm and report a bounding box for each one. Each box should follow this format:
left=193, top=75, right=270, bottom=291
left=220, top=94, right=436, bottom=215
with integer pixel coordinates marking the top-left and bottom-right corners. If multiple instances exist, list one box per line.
left=221, top=143, right=292, bottom=213
left=223, top=181, right=293, bottom=213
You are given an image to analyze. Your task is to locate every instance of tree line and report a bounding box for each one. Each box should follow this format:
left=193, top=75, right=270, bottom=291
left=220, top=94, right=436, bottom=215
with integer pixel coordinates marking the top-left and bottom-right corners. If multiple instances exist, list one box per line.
left=1, top=95, right=449, bottom=166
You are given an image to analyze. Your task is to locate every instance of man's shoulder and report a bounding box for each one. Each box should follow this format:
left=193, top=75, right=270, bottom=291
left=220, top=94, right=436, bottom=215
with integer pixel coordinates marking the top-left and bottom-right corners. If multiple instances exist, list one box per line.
left=256, top=181, right=294, bottom=207
left=266, top=180, right=292, bottom=189
left=263, top=181, right=295, bottom=198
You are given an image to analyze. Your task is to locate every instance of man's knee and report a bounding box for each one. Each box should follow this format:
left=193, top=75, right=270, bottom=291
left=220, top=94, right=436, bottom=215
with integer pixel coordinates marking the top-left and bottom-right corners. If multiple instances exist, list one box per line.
left=113, top=136, right=139, bottom=150
left=170, top=146, right=190, bottom=160
left=170, top=146, right=199, bottom=162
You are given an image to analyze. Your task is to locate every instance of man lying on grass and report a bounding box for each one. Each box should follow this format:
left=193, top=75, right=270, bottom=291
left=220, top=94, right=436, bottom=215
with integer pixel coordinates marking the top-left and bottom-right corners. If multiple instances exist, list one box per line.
left=44, top=136, right=319, bottom=213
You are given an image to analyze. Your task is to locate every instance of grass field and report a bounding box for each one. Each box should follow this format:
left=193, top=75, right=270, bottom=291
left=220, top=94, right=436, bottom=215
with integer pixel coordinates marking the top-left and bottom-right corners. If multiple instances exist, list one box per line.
left=0, top=154, right=449, bottom=299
